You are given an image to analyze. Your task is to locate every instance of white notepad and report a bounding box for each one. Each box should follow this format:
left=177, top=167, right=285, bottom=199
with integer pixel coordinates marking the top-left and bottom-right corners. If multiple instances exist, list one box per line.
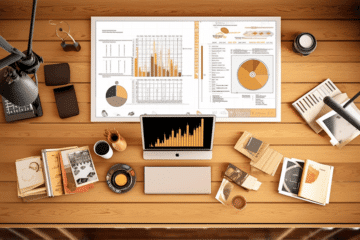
left=292, top=79, right=342, bottom=133
left=144, top=167, right=211, bottom=194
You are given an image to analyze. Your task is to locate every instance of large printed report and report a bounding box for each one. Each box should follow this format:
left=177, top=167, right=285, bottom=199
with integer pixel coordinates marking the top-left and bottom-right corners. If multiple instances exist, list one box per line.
left=91, top=17, right=281, bottom=122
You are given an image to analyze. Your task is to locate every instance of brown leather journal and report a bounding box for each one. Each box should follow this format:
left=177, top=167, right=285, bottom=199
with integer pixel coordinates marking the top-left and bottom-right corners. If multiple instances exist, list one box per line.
left=44, top=63, right=70, bottom=86
left=53, top=85, right=79, bottom=119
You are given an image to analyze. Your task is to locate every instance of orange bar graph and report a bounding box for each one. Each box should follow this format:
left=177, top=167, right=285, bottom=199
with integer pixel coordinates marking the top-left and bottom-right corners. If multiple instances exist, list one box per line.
left=171, top=130, right=175, bottom=146
left=134, top=37, right=182, bottom=77
left=153, top=119, right=204, bottom=147
left=186, top=124, right=189, bottom=146
left=135, top=47, right=139, bottom=77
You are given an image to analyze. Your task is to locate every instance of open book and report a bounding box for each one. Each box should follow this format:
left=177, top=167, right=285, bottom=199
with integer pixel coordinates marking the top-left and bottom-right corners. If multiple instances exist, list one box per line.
left=15, top=156, right=47, bottom=198
left=278, top=158, right=334, bottom=206
left=15, top=146, right=97, bottom=201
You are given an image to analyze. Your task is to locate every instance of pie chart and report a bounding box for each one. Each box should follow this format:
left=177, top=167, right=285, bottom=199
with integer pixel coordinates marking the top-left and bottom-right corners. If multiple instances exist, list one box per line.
left=106, top=85, right=127, bottom=107
left=237, top=59, right=268, bottom=90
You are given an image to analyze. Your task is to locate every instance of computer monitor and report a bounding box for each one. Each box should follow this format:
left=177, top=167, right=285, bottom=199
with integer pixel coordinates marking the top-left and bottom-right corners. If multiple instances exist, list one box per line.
left=140, top=115, right=216, bottom=160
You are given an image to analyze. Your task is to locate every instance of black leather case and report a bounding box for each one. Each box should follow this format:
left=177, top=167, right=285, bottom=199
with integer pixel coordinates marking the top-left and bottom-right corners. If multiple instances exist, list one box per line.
left=44, top=63, right=70, bottom=86
left=53, top=85, right=79, bottom=118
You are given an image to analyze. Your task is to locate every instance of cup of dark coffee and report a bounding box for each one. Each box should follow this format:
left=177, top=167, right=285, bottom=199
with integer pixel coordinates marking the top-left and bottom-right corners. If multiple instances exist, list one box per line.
left=94, top=140, right=113, bottom=159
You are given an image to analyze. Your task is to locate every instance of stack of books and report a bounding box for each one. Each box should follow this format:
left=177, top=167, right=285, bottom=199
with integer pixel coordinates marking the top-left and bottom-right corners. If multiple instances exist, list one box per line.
left=15, top=146, right=98, bottom=202
left=278, top=158, right=334, bottom=206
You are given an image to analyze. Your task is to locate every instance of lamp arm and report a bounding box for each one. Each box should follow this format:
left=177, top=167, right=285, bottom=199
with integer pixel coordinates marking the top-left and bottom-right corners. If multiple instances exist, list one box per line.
left=34, top=72, right=38, bottom=86
left=27, top=0, right=38, bottom=56
left=344, top=91, right=360, bottom=108
left=324, top=95, right=360, bottom=131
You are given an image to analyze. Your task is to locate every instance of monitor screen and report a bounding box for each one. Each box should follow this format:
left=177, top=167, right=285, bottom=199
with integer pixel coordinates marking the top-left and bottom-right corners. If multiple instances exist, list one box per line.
left=141, top=116, right=215, bottom=150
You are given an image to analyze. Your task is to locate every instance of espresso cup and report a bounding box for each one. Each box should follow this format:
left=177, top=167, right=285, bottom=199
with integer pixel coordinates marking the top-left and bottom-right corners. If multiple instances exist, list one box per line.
left=231, top=195, right=247, bottom=211
left=94, top=140, right=113, bottom=159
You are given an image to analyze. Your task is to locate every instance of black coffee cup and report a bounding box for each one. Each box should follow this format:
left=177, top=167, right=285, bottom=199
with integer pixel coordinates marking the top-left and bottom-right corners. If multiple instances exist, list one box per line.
left=94, top=140, right=113, bottom=159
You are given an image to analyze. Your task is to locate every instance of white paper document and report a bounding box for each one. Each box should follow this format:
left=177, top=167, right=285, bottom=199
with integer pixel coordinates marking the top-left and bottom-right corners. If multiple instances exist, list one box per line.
left=91, top=17, right=281, bottom=122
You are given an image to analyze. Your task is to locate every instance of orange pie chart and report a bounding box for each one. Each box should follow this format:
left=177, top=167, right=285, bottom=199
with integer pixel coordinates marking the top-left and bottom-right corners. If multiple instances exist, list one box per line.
left=237, top=60, right=268, bottom=90
left=106, top=85, right=128, bottom=107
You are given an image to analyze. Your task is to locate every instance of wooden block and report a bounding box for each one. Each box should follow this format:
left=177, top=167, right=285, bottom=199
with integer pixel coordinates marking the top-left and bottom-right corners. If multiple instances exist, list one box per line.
left=236, top=132, right=284, bottom=176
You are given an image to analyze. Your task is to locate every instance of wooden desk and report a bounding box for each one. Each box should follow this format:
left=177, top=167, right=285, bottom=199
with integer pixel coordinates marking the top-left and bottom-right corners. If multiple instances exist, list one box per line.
left=0, top=0, right=359, bottom=228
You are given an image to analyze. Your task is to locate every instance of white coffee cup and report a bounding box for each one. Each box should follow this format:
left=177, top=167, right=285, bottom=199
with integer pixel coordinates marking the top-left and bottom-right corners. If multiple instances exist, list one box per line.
left=94, top=140, right=113, bottom=159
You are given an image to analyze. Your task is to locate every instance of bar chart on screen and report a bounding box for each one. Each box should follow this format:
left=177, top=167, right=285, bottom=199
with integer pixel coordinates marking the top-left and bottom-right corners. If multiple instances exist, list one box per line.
left=150, top=118, right=204, bottom=147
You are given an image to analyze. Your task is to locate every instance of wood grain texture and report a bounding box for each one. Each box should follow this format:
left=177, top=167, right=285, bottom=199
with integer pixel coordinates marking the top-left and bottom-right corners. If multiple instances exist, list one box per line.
left=1, top=223, right=359, bottom=228
left=1, top=0, right=359, bottom=20
left=1, top=123, right=359, bottom=146
left=1, top=20, right=360, bottom=41
left=0, top=203, right=359, bottom=224
left=1, top=181, right=360, bottom=203
left=1, top=0, right=360, bottom=227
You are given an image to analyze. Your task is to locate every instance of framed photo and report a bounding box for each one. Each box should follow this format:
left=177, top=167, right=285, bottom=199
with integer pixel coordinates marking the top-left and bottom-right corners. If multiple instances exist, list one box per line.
left=62, top=147, right=99, bottom=187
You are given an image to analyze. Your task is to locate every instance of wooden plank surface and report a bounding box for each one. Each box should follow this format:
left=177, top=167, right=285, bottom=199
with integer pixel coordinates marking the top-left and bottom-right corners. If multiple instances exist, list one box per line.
left=0, top=123, right=359, bottom=146
left=1, top=223, right=358, bottom=228
left=2, top=181, right=360, bottom=203
left=1, top=0, right=359, bottom=20
left=0, top=0, right=360, bottom=227
left=1, top=20, right=360, bottom=41
left=0, top=203, right=359, bottom=224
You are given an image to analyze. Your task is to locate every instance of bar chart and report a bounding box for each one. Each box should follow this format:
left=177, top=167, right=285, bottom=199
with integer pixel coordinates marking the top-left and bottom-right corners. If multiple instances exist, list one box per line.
left=134, top=36, right=182, bottom=77
left=151, top=118, right=204, bottom=147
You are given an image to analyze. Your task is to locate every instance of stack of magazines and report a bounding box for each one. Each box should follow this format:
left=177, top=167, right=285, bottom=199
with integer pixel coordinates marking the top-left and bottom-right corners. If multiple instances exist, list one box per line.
left=278, top=158, right=334, bottom=206
left=15, top=146, right=98, bottom=202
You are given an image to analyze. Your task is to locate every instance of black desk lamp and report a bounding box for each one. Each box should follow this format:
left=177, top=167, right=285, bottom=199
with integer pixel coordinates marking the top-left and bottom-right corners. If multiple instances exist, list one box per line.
left=0, top=0, right=43, bottom=106
left=324, top=92, right=360, bottom=131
